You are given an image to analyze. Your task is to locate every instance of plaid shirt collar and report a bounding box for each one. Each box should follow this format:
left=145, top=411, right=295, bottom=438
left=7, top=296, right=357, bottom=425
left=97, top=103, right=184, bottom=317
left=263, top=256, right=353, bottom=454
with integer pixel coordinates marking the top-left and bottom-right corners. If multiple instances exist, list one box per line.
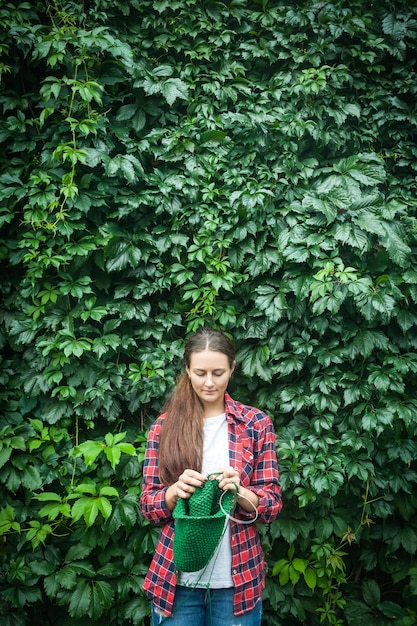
left=224, top=392, right=245, bottom=423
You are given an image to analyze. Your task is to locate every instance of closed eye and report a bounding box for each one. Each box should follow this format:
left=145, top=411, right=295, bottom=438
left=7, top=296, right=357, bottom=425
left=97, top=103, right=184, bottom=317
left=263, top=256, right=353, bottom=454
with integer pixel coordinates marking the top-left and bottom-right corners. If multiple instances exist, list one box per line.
left=193, top=370, right=226, bottom=376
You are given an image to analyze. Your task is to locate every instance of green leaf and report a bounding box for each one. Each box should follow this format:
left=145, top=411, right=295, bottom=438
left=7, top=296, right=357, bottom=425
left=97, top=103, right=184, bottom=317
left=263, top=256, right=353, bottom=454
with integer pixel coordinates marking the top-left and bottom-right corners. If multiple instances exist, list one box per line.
left=96, top=496, right=112, bottom=521
left=20, top=465, right=42, bottom=490
left=272, top=558, right=288, bottom=576
left=75, top=441, right=105, bottom=466
left=68, top=579, right=92, bottom=618
left=71, top=498, right=100, bottom=526
left=361, top=578, right=381, bottom=607
left=65, top=544, right=93, bottom=561
left=238, top=344, right=271, bottom=381
left=89, top=580, right=114, bottom=618
left=34, top=492, right=62, bottom=502
left=0, top=447, right=12, bottom=468
left=381, top=223, right=411, bottom=267
left=292, top=558, right=307, bottom=573
left=73, top=483, right=97, bottom=496
left=109, top=496, right=138, bottom=533
left=200, top=130, right=227, bottom=144
left=161, top=78, right=189, bottom=105
left=0, top=505, right=20, bottom=535
left=304, top=567, right=317, bottom=590
left=103, top=446, right=121, bottom=468
left=401, top=526, right=417, bottom=554
left=99, top=485, right=119, bottom=497
left=38, top=501, right=71, bottom=520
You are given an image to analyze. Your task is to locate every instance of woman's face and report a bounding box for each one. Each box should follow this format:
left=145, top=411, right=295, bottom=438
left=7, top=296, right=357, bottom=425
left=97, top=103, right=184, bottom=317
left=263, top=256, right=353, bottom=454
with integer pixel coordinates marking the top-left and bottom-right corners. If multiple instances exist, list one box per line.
left=186, top=349, right=235, bottom=417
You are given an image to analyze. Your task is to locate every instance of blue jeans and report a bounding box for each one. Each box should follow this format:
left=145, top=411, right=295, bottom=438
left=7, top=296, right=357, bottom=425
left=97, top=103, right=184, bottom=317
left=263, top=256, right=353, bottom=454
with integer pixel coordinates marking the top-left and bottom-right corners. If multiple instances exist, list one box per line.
left=151, top=586, right=262, bottom=626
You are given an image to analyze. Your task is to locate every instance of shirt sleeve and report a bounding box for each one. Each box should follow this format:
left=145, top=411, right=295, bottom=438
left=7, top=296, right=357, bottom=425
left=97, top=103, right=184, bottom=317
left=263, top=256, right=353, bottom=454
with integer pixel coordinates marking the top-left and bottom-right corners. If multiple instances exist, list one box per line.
left=139, top=418, right=174, bottom=524
left=239, top=412, right=282, bottom=525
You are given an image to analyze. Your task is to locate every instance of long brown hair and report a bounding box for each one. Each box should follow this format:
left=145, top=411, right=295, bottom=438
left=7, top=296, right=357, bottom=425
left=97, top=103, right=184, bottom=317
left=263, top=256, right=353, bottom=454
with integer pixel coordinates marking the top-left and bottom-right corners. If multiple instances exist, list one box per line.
left=158, top=328, right=236, bottom=485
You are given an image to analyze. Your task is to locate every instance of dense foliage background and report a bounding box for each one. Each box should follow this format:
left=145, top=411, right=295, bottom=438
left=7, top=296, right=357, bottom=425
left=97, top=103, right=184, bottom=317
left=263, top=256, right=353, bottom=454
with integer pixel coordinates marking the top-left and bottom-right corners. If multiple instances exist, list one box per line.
left=1, top=0, right=417, bottom=624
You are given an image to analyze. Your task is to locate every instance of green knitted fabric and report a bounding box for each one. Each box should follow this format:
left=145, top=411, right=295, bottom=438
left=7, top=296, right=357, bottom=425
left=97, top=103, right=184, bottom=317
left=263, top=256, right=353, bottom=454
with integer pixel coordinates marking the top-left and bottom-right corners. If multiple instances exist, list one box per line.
left=172, top=478, right=236, bottom=572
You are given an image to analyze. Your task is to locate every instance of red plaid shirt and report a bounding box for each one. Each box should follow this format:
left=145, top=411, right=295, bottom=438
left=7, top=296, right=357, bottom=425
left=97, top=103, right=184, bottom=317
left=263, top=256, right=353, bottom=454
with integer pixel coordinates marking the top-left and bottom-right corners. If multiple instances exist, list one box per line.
left=140, top=393, right=282, bottom=617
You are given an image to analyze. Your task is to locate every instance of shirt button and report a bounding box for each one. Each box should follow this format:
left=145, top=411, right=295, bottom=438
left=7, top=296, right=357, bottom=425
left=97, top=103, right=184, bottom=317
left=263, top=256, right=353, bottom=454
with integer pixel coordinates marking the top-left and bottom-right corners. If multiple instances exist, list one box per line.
left=233, top=569, right=237, bottom=575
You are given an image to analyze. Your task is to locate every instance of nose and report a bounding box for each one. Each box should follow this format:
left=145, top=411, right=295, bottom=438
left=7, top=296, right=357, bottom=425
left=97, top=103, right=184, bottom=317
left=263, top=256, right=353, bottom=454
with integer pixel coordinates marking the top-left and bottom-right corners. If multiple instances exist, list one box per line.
left=205, top=374, right=214, bottom=387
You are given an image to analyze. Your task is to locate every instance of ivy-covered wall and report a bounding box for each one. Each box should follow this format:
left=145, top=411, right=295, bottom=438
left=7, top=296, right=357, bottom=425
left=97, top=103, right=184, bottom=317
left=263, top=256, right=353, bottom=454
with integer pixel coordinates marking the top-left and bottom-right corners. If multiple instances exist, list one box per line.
left=1, top=1, right=417, bottom=625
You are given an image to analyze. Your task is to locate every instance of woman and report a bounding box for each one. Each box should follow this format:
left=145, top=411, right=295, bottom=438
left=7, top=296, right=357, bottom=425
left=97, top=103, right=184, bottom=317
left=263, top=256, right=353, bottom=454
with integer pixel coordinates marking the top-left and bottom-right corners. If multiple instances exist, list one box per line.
left=140, top=328, right=282, bottom=626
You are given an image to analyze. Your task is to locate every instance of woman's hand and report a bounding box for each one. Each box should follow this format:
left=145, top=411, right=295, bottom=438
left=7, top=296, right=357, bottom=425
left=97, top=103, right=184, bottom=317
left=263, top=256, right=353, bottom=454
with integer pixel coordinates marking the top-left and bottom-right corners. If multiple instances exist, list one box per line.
left=215, top=466, right=240, bottom=492
left=165, top=469, right=206, bottom=510
left=215, top=466, right=259, bottom=514
left=176, top=469, right=206, bottom=499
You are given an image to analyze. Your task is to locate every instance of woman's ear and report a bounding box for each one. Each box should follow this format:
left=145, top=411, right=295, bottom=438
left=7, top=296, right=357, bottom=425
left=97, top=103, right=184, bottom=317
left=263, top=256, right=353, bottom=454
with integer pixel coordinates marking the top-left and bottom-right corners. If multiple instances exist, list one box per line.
left=230, top=360, right=236, bottom=376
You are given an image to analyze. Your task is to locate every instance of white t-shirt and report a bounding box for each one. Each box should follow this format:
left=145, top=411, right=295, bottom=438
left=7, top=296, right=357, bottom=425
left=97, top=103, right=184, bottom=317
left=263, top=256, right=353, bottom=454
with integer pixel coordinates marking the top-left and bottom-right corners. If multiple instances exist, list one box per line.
left=178, top=412, right=233, bottom=588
